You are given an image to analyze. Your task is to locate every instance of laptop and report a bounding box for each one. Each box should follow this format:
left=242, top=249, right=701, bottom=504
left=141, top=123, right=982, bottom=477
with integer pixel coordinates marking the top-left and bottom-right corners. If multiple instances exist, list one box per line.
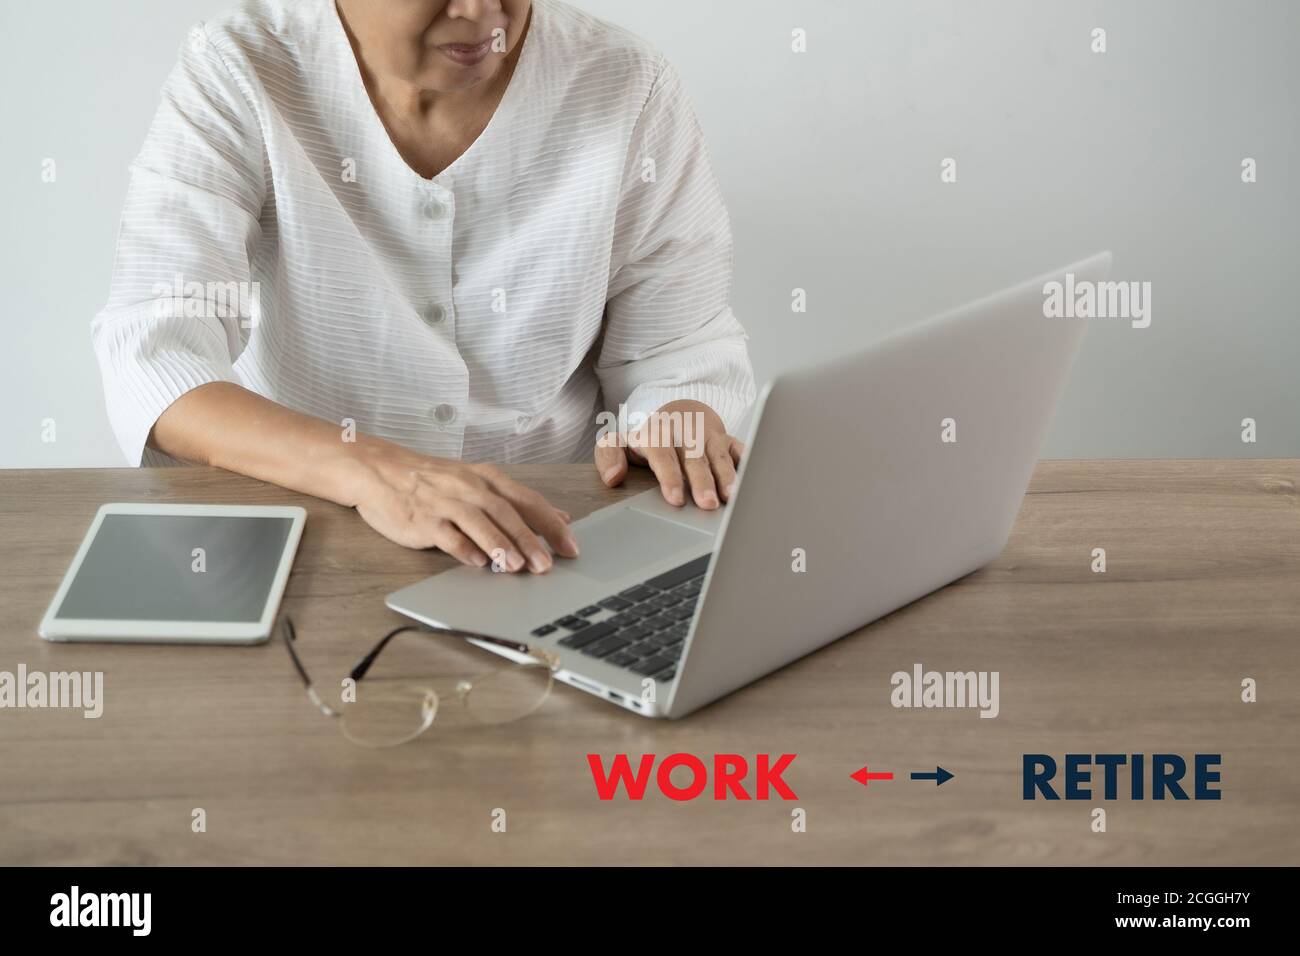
left=387, top=251, right=1112, bottom=718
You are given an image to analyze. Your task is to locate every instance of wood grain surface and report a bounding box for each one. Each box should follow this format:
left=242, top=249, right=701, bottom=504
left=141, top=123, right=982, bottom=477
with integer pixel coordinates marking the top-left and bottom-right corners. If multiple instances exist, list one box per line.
left=0, top=460, right=1296, bottom=865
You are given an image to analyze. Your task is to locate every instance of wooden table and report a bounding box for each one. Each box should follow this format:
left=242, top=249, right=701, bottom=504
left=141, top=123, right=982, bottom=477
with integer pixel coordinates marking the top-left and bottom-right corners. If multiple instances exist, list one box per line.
left=1, top=461, right=1297, bottom=865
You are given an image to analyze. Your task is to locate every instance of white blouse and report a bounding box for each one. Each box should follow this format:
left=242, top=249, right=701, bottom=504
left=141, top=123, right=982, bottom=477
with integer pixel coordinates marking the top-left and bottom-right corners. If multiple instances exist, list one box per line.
left=92, top=0, right=755, bottom=467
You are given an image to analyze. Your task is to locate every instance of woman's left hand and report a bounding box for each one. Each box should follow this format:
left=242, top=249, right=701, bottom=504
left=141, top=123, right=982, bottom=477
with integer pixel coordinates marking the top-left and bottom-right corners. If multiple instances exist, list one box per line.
left=593, top=399, right=745, bottom=510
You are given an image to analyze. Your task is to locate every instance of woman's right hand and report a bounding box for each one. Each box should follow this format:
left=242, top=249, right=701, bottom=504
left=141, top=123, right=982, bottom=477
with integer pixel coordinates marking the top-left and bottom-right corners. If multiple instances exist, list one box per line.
left=148, top=383, right=574, bottom=572
left=351, top=442, right=579, bottom=573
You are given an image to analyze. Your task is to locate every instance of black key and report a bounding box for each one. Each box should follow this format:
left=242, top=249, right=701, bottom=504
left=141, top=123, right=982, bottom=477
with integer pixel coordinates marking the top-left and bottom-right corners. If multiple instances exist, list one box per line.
left=666, top=605, right=695, bottom=621
left=624, top=640, right=661, bottom=658
left=644, top=554, right=711, bottom=591
left=649, top=594, right=681, bottom=609
left=658, top=668, right=676, bottom=681
left=665, top=624, right=689, bottom=638
left=618, top=625, right=652, bottom=642
left=665, top=645, right=683, bottom=661
left=530, top=624, right=557, bottom=637
left=583, top=636, right=632, bottom=659
left=605, top=612, right=634, bottom=628
left=630, top=655, right=675, bottom=676
left=606, top=652, right=638, bottom=667
left=623, top=605, right=653, bottom=622
left=640, top=614, right=674, bottom=632
left=618, top=585, right=657, bottom=601
left=598, top=596, right=632, bottom=611
left=557, top=621, right=617, bottom=649
left=577, top=605, right=603, bottom=617
left=556, top=616, right=587, bottom=629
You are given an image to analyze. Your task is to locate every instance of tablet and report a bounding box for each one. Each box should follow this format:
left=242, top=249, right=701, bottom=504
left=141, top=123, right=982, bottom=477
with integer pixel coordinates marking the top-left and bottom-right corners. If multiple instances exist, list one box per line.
left=40, top=503, right=306, bottom=644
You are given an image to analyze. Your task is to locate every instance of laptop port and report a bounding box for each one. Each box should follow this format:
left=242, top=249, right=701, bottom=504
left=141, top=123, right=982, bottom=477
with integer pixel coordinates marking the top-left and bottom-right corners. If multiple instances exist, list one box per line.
left=562, top=674, right=604, bottom=697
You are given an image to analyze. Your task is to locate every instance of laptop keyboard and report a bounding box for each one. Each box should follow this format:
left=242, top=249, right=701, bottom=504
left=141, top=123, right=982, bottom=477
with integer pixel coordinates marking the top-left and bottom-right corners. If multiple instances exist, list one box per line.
left=529, top=554, right=712, bottom=682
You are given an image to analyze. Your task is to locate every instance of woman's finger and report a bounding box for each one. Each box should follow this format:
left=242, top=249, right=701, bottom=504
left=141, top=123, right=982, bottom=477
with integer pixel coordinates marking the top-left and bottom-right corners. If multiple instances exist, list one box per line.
left=594, top=431, right=629, bottom=487
left=729, top=437, right=746, bottom=466
left=472, top=492, right=554, bottom=573
left=439, top=500, right=526, bottom=573
left=678, top=441, right=719, bottom=509
left=707, top=435, right=739, bottom=502
left=492, top=474, right=579, bottom=558
left=640, top=442, right=686, bottom=506
left=431, top=520, right=489, bottom=567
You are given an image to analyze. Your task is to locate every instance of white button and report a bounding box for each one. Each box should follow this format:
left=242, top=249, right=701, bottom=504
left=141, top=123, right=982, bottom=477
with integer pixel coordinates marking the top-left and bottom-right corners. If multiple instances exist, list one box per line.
left=422, top=199, right=447, bottom=220
left=420, top=302, right=446, bottom=326
left=432, top=403, right=457, bottom=425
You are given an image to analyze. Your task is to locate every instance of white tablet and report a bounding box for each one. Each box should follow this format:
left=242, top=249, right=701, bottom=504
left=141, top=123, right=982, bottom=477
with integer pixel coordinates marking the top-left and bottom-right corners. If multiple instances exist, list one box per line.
left=40, top=503, right=306, bottom=644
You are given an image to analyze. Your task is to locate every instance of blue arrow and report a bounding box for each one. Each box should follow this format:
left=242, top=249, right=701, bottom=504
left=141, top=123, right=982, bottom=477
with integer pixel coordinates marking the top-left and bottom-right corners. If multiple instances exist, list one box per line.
left=910, top=767, right=953, bottom=786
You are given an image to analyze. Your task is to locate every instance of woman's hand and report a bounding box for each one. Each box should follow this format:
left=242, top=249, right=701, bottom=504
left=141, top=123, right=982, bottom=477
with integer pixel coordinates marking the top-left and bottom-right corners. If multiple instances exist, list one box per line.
left=352, top=442, right=579, bottom=573
left=148, top=382, right=576, bottom=572
left=593, top=399, right=745, bottom=509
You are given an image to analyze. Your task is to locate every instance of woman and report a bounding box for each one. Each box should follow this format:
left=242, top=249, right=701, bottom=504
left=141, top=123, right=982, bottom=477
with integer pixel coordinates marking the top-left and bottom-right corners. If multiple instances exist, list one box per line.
left=92, top=0, right=755, bottom=575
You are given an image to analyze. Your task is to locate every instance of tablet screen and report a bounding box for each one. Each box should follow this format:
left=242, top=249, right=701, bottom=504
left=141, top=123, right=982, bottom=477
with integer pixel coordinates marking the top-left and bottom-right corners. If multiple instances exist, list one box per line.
left=54, top=514, right=294, bottom=622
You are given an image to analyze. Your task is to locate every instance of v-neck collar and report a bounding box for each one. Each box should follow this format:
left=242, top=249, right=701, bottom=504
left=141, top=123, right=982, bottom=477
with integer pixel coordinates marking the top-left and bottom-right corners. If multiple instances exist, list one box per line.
left=326, top=0, right=540, bottom=186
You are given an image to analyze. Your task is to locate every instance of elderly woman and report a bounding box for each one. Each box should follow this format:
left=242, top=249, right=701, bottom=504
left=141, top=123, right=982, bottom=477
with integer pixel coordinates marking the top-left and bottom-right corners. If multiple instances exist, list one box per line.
left=92, top=0, right=755, bottom=575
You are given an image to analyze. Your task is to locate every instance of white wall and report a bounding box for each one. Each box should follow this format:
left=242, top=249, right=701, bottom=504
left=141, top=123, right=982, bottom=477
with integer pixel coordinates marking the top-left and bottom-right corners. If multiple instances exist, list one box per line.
left=2, top=0, right=1295, bottom=467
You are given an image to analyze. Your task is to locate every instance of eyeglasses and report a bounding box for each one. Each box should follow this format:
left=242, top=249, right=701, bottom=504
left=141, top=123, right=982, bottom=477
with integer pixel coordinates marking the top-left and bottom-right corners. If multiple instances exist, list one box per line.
left=281, top=616, right=560, bottom=748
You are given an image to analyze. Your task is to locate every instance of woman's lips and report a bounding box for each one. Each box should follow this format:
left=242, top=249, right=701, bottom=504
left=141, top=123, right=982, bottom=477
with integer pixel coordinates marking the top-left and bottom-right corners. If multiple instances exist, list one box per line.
left=436, top=38, right=493, bottom=66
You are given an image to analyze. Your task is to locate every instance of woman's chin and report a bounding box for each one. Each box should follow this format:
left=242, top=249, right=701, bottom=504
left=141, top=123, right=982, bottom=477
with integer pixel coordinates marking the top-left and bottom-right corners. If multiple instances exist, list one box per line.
left=414, top=63, right=495, bottom=94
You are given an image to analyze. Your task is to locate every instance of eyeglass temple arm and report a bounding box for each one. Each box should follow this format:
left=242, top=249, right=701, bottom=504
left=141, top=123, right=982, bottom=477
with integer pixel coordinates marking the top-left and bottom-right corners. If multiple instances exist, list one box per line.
left=281, top=616, right=341, bottom=717
left=281, top=616, right=312, bottom=687
left=348, top=623, right=532, bottom=682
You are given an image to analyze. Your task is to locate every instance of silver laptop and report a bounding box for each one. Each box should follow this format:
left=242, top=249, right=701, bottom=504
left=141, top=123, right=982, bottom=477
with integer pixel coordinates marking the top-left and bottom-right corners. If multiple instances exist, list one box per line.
left=388, top=251, right=1112, bottom=718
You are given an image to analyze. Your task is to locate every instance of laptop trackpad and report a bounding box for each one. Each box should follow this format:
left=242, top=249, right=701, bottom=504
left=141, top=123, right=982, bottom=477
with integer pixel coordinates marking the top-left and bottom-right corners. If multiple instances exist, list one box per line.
left=564, top=507, right=711, bottom=583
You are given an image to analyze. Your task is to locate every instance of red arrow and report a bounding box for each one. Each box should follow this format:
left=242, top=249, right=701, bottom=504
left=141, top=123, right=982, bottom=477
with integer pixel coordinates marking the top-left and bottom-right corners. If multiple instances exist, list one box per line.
left=850, top=766, right=894, bottom=787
